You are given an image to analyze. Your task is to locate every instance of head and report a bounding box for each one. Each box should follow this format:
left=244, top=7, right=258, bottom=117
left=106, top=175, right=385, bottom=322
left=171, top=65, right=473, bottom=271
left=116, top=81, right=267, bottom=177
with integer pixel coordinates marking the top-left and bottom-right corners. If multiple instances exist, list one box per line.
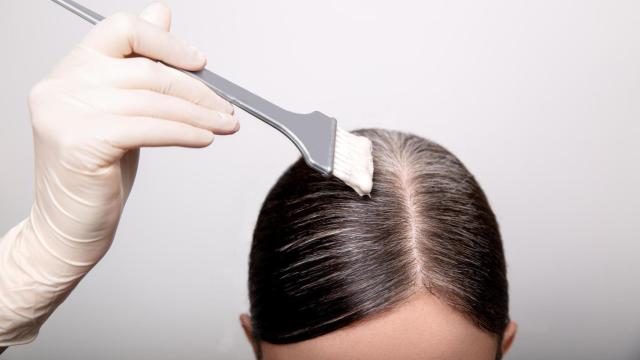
left=242, top=129, right=517, bottom=359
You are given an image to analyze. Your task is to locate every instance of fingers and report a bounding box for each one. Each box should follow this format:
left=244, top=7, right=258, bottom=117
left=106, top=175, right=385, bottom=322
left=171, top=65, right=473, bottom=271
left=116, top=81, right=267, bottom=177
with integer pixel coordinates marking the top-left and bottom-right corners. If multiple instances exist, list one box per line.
left=76, top=3, right=235, bottom=117
left=97, top=89, right=239, bottom=135
left=139, top=2, right=171, bottom=30
left=102, top=57, right=234, bottom=114
left=81, top=10, right=205, bottom=71
left=108, top=115, right=215, bottom=149
left=72, top=2, right=239, bottom=151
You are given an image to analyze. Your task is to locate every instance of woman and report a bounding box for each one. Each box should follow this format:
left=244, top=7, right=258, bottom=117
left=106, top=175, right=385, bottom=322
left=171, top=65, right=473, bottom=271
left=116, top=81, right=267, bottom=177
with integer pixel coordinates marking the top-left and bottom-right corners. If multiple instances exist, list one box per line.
left=242, top=129, right=517, bottom=359
left=0, top=3, right=516, bottom=358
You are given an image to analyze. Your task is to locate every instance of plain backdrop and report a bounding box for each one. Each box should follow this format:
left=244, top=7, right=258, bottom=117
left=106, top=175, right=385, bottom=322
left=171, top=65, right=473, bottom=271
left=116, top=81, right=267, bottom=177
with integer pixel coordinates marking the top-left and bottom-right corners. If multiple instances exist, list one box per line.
left=1, top=0, right=639, bottom=359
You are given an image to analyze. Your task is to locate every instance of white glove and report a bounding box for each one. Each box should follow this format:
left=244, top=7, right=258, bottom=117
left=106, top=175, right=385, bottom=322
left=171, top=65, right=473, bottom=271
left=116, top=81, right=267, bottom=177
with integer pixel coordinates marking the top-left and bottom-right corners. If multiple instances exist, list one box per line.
left=0, top=2, right=238, bottom=346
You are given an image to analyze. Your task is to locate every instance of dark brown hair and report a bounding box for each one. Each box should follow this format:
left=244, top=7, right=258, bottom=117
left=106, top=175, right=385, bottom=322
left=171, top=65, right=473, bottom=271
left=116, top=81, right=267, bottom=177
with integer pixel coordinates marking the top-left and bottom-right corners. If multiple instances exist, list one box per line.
left=249, top=129, right=509, bottom=351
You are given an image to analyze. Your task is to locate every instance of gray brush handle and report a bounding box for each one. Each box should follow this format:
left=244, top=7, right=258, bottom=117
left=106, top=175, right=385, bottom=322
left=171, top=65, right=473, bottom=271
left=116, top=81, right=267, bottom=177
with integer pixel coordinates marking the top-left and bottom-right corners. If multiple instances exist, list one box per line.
left=50, top=0, right=337, bottom=175
left=49, top=1, right=299, bottom=138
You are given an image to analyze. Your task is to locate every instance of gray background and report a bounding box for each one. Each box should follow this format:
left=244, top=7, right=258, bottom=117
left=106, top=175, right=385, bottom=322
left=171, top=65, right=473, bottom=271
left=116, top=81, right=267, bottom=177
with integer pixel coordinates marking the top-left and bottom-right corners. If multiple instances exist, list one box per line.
left=1, top=0, right=639, bottom=359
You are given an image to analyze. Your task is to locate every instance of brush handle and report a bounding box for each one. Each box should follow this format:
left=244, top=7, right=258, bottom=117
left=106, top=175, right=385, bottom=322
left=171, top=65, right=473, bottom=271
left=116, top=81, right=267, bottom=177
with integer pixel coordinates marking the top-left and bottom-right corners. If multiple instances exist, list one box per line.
left=50, top=0, right=337, bottom=176
left=50, top=0, right=298, bottom=136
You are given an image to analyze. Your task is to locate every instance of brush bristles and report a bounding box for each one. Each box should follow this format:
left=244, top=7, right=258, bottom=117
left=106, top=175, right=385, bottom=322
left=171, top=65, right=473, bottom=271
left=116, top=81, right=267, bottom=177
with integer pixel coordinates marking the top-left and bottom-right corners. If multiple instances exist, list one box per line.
left=332, top=128, right=374, bottom=196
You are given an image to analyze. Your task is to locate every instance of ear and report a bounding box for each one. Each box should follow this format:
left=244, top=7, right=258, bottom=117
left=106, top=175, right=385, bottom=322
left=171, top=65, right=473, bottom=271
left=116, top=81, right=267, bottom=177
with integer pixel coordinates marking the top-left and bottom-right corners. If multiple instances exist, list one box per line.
left=240, top=313, right=260, bottom=357
left=501, top=321, right=518, bottom=355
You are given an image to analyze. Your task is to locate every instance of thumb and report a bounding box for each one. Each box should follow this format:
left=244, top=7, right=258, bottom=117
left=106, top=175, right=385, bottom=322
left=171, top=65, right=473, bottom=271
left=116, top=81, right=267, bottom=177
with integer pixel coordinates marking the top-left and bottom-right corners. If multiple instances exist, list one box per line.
left=139, top=2, right=172, bottom=30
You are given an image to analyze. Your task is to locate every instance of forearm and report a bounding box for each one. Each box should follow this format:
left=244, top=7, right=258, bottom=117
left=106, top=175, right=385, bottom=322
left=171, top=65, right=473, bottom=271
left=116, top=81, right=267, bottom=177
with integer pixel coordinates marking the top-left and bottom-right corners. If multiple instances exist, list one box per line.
left=0, top=215, right=93, bottom=346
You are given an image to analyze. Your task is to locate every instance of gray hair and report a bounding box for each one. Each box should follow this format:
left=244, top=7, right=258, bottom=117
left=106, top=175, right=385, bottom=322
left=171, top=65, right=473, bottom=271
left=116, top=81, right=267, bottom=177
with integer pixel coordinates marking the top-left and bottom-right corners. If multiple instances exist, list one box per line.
left=249, top=128, right=509, bottom=353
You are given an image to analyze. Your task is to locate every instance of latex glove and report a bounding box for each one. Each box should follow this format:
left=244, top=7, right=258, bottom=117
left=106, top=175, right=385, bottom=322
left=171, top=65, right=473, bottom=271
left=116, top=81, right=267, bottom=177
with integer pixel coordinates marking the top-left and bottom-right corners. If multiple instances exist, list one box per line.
left=0, top=2, right=237, bottom=346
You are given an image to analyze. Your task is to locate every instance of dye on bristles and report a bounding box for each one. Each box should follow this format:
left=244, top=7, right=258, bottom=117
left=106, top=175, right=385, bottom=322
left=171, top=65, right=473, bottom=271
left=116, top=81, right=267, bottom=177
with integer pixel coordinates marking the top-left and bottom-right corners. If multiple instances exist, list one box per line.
left=332, top=128, right=374, bottom=196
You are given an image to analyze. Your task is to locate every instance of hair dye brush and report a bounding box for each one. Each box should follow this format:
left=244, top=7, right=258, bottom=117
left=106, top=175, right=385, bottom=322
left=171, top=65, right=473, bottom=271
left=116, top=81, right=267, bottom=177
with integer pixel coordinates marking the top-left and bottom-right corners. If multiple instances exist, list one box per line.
left=50, top=0, right=374, bottom=196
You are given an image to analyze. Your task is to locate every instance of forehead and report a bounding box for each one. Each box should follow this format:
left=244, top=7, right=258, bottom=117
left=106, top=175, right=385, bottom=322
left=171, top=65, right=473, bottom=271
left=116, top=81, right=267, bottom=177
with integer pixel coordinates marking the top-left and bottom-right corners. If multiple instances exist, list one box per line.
left=260, top=292, right=497, bottom=360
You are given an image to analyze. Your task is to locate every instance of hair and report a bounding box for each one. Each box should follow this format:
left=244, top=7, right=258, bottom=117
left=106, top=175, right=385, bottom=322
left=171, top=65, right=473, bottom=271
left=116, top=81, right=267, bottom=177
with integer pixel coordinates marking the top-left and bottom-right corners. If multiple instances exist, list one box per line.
left=249, top=129, right=509, bottom=355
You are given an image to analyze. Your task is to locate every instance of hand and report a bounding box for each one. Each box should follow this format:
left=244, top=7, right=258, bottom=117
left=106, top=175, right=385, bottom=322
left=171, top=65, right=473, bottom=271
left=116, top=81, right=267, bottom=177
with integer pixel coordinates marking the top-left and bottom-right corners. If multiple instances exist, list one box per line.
left=0, top=2, right=237, bottom=346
